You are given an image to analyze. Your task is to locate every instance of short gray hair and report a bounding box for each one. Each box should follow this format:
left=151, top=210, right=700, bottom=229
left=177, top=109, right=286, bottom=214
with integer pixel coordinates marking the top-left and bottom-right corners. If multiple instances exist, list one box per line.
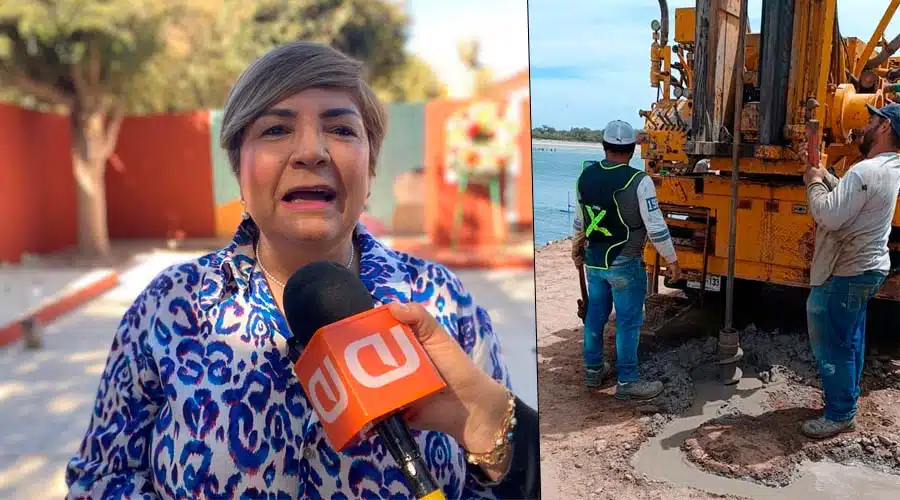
left=220, top=41, right=387, bottom=176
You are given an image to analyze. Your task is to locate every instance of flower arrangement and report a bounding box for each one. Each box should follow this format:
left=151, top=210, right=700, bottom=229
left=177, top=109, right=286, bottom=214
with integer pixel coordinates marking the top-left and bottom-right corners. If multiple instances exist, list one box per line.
left=444, top=101, right=518, bottom=180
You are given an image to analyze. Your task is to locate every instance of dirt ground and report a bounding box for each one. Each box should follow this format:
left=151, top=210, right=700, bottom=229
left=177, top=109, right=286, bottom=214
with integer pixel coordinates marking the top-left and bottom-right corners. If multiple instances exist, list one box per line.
left=536, top=239, right=900, bottom=499
left=684, top=383, right=900, bottom=487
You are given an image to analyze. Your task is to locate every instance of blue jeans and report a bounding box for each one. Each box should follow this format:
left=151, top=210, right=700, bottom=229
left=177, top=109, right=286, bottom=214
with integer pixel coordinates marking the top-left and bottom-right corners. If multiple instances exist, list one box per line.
left=806, top=271, right=886, bottom=422
left=584, top=256, right=647, bottom=383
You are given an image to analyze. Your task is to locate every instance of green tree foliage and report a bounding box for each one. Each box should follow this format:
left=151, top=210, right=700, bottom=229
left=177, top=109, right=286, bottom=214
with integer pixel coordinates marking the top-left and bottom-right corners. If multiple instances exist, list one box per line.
left=130, top=0, right=445, bottom=112
left=0, top=0, right=186, bottom=256
left=373, top=54, right=446, bottom=102
left=0, top=0, right=444, bottom=257
left=245, top=0, right=446, bottom=102
left=126, top=0, right=257, bottom=114
left=251, top=0, right=407, bottom=81
left=532, top=125, right=605, bottom=143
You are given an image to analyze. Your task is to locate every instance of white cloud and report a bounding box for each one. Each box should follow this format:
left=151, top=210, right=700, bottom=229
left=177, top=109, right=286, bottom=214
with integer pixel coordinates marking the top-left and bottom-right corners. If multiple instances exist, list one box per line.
left=530, top=0, right=900, bottom=128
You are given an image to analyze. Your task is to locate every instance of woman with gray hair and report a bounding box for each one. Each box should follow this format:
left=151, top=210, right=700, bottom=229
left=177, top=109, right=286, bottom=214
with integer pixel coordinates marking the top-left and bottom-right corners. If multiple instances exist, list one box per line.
left=65, top=42, right=537, bottom=499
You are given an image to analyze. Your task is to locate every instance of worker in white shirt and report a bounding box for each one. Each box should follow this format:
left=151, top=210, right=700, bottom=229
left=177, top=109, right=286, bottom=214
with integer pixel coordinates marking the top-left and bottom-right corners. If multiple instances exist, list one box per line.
left=572, top=119, right=681, bottom=400
left=801, top=103, right=900, bottom=439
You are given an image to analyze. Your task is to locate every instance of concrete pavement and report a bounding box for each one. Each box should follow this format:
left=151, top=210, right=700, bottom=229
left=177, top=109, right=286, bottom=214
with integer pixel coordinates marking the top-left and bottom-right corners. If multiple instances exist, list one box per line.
left=455, top=268, right=538, bottom=409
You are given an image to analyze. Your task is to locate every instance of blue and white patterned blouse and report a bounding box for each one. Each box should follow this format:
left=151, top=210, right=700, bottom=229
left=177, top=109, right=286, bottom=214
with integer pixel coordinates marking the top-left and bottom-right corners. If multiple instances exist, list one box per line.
left=65, top=218, right=512, bottom=499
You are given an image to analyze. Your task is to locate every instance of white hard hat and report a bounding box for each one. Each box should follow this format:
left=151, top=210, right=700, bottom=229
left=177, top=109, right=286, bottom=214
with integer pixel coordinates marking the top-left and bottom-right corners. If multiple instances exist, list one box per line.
left=603, top=120, right=637, bottom=145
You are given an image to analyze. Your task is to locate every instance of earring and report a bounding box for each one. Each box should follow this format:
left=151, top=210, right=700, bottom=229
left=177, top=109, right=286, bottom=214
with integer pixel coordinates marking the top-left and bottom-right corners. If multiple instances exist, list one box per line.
left=240, top=199, right=249, bottom=220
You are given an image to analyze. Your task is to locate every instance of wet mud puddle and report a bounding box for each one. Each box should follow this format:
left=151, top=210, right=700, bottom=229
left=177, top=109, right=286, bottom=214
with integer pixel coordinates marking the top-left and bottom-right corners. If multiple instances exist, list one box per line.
left=632, top=368, right=900, bottom=499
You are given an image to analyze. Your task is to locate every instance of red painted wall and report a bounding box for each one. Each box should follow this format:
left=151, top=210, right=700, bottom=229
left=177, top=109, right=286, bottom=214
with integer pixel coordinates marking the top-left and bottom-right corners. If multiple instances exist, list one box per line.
left=481, top=71, right=533, bottom=224
left=0, top=104, right=216, bottom=262
left=515, top=98, right=533, bottom=225
left=0, top=80, right=530, bottom=262
left=106, top=111, right=216, bottom=239
left=0, top=104, right=76, bottom=262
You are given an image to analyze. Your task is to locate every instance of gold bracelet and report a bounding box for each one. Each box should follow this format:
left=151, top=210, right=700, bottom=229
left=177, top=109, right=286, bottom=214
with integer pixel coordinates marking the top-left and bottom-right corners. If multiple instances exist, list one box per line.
left=465, top=389, right=517, bottom=467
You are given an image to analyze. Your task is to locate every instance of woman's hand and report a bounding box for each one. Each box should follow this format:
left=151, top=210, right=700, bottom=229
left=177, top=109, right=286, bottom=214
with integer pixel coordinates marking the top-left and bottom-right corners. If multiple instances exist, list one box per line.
left=387, top=302, right=512, bottom=479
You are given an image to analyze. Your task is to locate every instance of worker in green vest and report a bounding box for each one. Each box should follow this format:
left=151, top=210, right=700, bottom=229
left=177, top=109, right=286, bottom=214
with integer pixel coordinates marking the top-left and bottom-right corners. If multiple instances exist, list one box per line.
left=571, top=120, right=681, bottom=400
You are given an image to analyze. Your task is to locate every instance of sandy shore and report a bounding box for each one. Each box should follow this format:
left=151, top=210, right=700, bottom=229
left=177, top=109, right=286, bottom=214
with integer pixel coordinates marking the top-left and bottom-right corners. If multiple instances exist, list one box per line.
left=536, top=239, right=900, bottom=499
left=532, top=138, right=605, bottom=150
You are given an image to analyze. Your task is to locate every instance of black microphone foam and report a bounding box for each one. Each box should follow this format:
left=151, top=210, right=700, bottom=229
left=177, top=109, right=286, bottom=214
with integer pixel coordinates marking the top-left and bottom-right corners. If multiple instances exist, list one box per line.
left=280, top=260, right=444, bottom=499
left=282, top=260, right=373, bottom=349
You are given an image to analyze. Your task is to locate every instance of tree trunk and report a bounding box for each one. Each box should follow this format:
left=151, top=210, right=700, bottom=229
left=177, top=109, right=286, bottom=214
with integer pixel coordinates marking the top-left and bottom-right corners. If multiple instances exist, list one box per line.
left=73, top=149, right=110, bottom=257
left=70, top=99, right=122, bottom=258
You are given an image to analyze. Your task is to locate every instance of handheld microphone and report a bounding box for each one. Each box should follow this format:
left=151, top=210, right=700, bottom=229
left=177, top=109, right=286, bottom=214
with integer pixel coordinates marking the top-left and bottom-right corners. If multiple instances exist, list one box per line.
left=282, top=261, right=447, bottom=500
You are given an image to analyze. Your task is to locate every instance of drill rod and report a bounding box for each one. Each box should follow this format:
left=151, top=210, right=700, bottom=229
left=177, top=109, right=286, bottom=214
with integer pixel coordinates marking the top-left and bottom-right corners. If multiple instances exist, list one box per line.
left=724, top=0, right=748, bottom=332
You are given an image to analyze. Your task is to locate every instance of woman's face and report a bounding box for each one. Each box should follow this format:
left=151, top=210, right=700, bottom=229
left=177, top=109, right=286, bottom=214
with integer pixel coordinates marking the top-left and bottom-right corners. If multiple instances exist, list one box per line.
left=239, top=88, right=370, bottom=246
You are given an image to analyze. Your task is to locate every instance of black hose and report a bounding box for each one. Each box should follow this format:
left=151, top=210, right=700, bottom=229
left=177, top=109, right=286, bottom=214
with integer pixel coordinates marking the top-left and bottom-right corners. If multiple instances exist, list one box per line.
left=658, top=0, right=669, bottom=46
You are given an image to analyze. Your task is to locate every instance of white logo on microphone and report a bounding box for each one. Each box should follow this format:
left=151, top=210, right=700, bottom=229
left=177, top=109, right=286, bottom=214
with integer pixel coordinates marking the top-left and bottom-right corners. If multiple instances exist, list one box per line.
left=307, top=357, right=349, bottom=423
left=344, top=325, right=421, bottom=388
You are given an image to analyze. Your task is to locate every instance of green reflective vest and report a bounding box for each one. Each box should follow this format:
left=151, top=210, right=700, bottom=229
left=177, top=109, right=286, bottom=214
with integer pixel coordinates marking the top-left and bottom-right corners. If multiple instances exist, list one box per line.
left=576, top=160, right=646, bottom=269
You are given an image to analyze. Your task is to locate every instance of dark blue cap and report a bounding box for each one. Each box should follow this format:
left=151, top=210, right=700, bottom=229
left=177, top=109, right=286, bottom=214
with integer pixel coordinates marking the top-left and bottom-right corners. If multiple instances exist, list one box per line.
left=867, top=103, right=900, bottom=138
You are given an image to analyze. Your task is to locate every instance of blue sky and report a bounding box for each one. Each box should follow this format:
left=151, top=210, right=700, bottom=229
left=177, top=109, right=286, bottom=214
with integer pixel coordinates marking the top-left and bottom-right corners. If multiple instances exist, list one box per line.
left=405, top=0, right=530, bottom=89
left=529, top=0, right=900, bottom=130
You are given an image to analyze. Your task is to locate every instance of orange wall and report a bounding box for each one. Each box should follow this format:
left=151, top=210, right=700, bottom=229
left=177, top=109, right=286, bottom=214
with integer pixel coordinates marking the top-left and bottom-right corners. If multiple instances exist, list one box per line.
left=0, top=104, right=77, bottom=262
left=485, top=71, right=530, bottom=99
left=477, top=70, right=533, bottom=225
left=0, top=105, right=216, bottom=262
left=1, top=86, right=527, bottom=261
left=423, top=94, right=533, bottom=247
left=106, top=111, right=216, bottom=239
left=516, top=98, right=533, bottom=223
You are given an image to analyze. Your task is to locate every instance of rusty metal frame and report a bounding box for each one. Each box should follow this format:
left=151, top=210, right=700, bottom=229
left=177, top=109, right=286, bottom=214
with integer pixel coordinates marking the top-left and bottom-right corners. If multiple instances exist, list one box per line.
left=649, top=203, right=714, bottom=304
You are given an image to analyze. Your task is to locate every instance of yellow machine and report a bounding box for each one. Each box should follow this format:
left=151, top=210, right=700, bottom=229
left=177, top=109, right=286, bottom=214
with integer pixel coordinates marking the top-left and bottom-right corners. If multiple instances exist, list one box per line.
left=641, top=0, right=900, bottom=311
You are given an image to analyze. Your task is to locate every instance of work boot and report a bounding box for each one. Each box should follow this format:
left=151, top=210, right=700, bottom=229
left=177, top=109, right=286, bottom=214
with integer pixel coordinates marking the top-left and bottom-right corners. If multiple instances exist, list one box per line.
left=800, top=416, right=856, bottom=439
left=585, top=362, right=614, bottom=388
left=615, top=380, right=664, bottom=400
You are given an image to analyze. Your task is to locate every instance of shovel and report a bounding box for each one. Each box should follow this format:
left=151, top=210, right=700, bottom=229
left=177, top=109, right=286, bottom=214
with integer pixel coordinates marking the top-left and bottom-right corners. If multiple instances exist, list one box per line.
left=576, top=264, right=588, bottom=322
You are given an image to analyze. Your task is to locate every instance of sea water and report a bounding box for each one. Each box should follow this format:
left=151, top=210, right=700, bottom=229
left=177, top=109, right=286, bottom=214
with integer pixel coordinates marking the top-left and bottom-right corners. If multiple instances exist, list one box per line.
left=532, top=142, right=645, bottom=246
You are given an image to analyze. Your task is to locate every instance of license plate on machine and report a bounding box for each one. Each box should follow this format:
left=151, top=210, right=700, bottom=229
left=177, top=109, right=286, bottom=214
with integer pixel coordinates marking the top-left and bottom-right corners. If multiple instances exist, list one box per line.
left=687, top=275, right=721, bottom=292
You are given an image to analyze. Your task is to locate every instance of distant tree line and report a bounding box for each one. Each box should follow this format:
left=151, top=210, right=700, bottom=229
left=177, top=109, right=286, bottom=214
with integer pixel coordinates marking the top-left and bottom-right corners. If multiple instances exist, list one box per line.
left=532, top=125, right=604, bottom=143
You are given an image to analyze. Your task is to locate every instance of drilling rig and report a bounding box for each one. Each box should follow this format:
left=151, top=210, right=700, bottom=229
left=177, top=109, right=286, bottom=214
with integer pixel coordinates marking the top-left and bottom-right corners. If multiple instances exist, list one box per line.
left=641, top=0, right=900, bottom=304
